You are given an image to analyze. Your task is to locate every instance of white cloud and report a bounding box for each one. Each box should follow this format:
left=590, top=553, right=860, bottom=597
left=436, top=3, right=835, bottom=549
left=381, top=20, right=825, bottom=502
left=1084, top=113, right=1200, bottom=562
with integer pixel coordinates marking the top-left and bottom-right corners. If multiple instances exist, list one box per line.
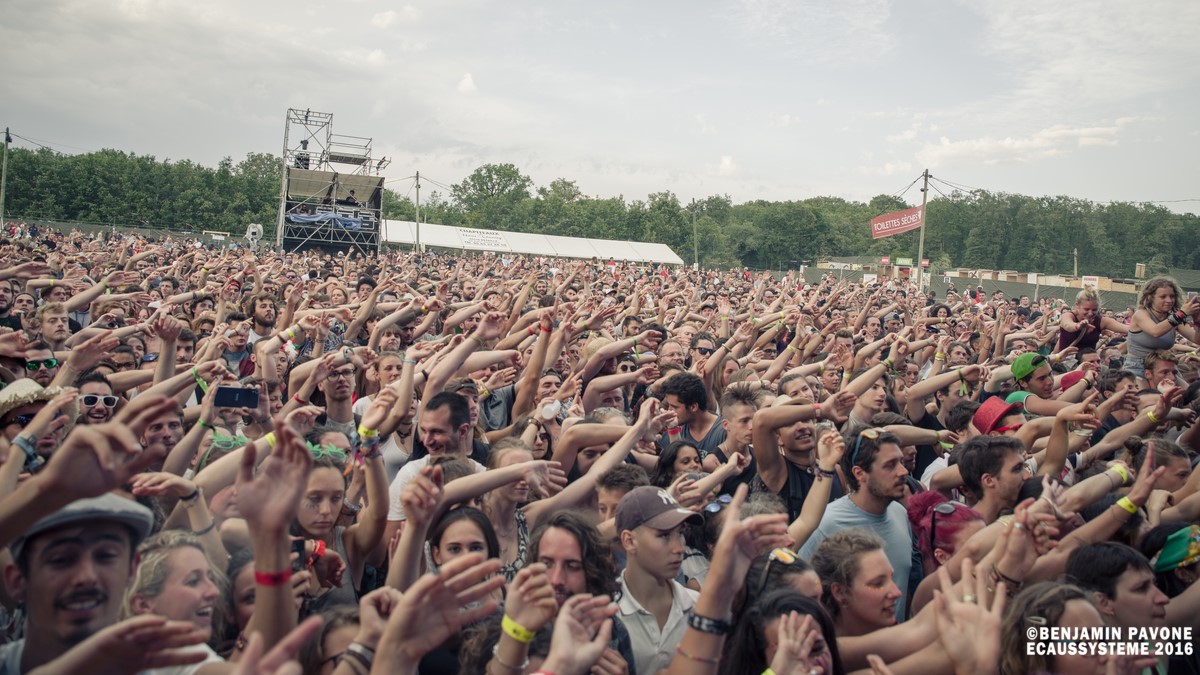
left=457, top=73, right=476, bottom=93
left=718, top=156, right=738, bottom=176
left=916, top=122, right=1132, bottom=167
left=858, top=160, right=913, bottom=176
left=694, top=114, right=716, bottom=134
left=370, top=6, right=420, bottom=28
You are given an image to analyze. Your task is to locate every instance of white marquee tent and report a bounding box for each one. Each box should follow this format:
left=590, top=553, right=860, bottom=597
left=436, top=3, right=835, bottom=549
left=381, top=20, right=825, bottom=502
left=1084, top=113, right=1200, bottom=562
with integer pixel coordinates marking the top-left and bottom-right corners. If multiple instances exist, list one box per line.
left=381, top=220, right=685, bottom=265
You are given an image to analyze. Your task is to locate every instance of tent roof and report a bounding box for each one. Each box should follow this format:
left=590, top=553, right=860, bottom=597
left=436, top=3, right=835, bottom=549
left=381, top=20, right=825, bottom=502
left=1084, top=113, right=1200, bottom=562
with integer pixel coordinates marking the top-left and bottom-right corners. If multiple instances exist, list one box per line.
left=380, top=220, right=685, bottom=265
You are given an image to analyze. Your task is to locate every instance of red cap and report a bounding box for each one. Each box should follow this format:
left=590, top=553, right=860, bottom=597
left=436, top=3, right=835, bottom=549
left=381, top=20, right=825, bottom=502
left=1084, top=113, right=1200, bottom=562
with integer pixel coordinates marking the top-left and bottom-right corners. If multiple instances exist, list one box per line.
left=973, top=397, right=1022, bottom=435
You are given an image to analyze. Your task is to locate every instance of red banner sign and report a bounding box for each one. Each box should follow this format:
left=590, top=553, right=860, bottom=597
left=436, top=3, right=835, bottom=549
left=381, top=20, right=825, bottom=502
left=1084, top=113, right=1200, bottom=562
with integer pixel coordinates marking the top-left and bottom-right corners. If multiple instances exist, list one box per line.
left=881, top=256, right=891, bottom=265
left=871, top=205, right=924, bottom=239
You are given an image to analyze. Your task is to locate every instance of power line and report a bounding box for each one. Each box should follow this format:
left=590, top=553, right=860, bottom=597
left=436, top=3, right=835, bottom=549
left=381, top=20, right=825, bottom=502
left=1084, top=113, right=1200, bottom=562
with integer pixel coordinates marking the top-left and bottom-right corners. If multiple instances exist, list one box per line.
left=893, top=174, right=922, bottom=200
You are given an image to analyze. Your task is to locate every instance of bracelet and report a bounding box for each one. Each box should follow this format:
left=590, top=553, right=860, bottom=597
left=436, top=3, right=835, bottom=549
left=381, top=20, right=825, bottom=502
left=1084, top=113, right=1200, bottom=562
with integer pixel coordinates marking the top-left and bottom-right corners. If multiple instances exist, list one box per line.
left=882, top=357, right=894, bottom=369
left=815, top=467, right=836, bottom=480
left=421, top=304, right=429, bottom=314
left=340, top=645, right=372, bottom=674
left=1116, top=496, right=1139, bottom=514
left=293, top=394, right=308, bottom=405
left=254, top=569, right=292, bottom=587
left=675, top=646, right=721, bottom=665
left=1147, top=410, right=1161, bottom=424
left=935, top=352, right=947, bottom=361
left=1109, top=463, right=1131, bottom=486
left=479, top=387, right=491, bottom=399
left=196, top=419, right=214, bottom=430
left=264, top=432, right=276, bottom=448
left=501, top=614, right=536, bottom=643
left=686, top=610, right=732, bottom=635
left=180, top=487, right=201, bottom=502
left=786, top=343, right=798, bottom=352
left=191, top=521, right=217, bottom=536
left=402, top=358, right=417, bottom=364
left=357, top=425, right=379, bottom=439
left=540, top=326, right=552, bottom=333
left=992, top=564, right=1022, bottom=587
left=527, top=326, right=535, bottom=336
left=491, top=643, right=530, bottom=671
left=191, top=366, right=210, bottom=394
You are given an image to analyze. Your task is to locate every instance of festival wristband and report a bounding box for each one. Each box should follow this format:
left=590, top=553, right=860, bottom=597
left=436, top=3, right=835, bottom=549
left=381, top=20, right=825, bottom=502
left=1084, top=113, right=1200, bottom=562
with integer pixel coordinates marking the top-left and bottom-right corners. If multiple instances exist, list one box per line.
left=1116, top=497, right=1139, bottom=514
left=1109, top=463, right=1131, bottom=486
left=254, top=569, right=292, bottom=587
left=501, top=614, right=536, bottom=643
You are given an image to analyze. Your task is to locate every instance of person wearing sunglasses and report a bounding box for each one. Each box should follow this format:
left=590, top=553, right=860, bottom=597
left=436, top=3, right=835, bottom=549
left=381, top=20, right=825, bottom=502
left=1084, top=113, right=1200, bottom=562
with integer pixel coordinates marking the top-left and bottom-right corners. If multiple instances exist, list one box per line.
left=23, top=340, right=60, bottom=388
left=799, top=428, right=913, bottom=622
left=906, top=492, right=984, bottom=576
left=76, top=371, right=119, bottom=426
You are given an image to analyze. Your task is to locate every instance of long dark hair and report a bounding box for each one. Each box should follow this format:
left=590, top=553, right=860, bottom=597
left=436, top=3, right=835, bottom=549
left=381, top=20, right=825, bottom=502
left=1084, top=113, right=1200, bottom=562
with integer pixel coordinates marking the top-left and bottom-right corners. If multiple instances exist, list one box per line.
left=428, top=507, right=500, bottom=562
left=650, top=440, right=699, bottom=488
left=720, top=589, right=845, bottom=675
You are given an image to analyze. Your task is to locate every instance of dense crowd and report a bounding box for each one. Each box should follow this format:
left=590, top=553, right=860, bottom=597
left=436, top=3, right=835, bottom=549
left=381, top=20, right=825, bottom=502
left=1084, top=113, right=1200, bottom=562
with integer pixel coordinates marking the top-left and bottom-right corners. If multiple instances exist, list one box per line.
left=0, top=225, right=1197, bottom=675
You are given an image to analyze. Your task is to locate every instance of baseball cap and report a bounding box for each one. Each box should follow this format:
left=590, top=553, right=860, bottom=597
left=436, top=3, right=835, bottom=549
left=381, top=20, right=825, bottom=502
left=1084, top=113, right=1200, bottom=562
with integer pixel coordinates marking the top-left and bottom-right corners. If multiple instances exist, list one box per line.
left=1011, top=353, right=1047, bottom=381
left=973, top=397, right=1022, bottom=436
left=445, top=378, right=479, bottom=394
left=884, top=312, right=902, bottom=323
left=10, top=493, right=154, bottom=562
left=615, top=486, right=703, bottom=534
left=1058, top=370, right=1086, bottom=390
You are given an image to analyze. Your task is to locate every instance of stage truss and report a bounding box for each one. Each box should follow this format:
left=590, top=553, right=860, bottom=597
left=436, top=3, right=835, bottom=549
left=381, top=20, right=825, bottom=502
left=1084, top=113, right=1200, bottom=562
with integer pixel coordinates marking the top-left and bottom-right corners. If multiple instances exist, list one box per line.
left=274, top=108, right=391, bottom=255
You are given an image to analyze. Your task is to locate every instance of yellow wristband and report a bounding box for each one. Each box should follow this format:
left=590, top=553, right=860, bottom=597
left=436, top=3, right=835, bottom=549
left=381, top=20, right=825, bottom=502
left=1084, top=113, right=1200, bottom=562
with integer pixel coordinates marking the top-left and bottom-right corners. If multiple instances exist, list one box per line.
left=1116, top=496, right=1138, bottom=514
left=1110, top=463, right=1131, bottom=486
left=1147, top=410, right=1161, bottom=424
left=935, top=353, right=947, bottom=360
left=501, top=614, right=536, bottom=643
left=357, top=426, right=379, bottom=439
left=264, top=432, right=277, bottom=449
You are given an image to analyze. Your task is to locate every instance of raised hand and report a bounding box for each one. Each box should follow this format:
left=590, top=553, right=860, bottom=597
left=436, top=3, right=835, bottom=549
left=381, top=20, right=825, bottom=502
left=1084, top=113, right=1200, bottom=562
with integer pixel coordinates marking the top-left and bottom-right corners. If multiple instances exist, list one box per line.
left=129, top=472, right=199, bottom=501
left=236, top=420, right=312, bottom=536
left=399, top=465, right=445, bottom=533
left=374, top=553, right=505, bottom=668
left=933, top=559, right=1004, bottom=675
left=41, top=395, right=181, bottom=502
left=504, top=563, right=558, bottom=634
left=541, top=594, right=618, bottom=675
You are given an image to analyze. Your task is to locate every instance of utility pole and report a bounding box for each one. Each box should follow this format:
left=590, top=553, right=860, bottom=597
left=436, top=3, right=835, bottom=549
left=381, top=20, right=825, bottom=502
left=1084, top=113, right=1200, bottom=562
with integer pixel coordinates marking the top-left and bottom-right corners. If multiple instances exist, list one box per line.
left=915, top=169, right=930, bottom=292
left=691, top=198, right=698, bottom=268
left=1073, top=247, right=1078, bottom=277
left=0, top=128, right=10, bottom=228
left=414, top=171, right=421, bottom=253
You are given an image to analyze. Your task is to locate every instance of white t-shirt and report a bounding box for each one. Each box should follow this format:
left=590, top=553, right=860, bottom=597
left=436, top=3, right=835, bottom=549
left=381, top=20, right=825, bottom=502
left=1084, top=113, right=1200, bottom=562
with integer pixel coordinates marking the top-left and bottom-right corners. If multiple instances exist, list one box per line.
left=387, top=455, right=486, bottom=521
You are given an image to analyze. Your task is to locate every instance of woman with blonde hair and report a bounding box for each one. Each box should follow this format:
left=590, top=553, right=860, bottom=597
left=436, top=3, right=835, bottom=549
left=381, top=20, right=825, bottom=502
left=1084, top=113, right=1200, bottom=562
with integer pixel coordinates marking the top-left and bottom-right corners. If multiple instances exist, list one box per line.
left=123, top=530, right=227, bottom=673
left=1126, top=276, right=1199, bottom=378
left=1057, top=286, right=1128, bottom=352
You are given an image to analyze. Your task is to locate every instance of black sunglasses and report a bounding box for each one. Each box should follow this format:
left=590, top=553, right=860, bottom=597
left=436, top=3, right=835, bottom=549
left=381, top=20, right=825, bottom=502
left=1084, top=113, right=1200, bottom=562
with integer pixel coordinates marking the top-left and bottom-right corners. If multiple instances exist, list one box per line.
left=25, top=358, right=58, bottom=371
left=929, top=502, right=958, bottom=552
left=694, top=347, right=715, bottom=356
left=2, top=414, right=36, bottom=427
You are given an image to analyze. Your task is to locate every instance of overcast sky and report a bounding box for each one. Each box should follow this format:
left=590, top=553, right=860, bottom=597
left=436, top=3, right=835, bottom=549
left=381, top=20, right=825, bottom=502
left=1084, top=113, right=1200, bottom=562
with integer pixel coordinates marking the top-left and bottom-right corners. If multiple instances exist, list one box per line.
left=4, top=0, right=1198, bottom=214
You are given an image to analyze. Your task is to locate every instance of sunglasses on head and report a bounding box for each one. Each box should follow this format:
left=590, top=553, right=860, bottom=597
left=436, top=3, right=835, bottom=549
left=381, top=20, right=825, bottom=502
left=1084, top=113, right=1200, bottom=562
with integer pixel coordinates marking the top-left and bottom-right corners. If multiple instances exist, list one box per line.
left=142, top=353, right=159, bottom=363
left=992, top=422, right=1023, bottom=434
left=850, top=428, right=882, bottom=467
left=755, top=547, right=800, bottom=598
left=704, top=493, right=734, bottom=514
left=80, top=394, right=119, bottom=408
left=25, top=358, right=58, bottom=371
left=307, top=442, right=348, bottom=461
left=929, top=502, right=958, bottom=552
left=210, top=433, right=251, bottom=450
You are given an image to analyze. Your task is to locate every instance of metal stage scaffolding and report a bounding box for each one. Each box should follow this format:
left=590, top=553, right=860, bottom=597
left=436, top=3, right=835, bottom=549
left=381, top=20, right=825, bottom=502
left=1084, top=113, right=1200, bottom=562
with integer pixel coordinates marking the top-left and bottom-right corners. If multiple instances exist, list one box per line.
left=274, top=108, right=391, bottom=255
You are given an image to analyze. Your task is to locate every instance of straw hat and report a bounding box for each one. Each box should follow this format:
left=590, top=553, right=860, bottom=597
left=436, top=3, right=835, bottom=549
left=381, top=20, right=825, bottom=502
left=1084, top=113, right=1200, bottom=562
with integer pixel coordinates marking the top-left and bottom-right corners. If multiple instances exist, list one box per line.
left=0, top=378, right=78, bottom=436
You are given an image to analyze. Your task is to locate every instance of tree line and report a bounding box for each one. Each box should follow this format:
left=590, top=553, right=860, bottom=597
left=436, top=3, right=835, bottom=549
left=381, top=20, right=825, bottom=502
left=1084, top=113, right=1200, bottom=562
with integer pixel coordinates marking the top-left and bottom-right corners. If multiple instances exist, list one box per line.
left=5, top=147, right=1197, bottom=278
